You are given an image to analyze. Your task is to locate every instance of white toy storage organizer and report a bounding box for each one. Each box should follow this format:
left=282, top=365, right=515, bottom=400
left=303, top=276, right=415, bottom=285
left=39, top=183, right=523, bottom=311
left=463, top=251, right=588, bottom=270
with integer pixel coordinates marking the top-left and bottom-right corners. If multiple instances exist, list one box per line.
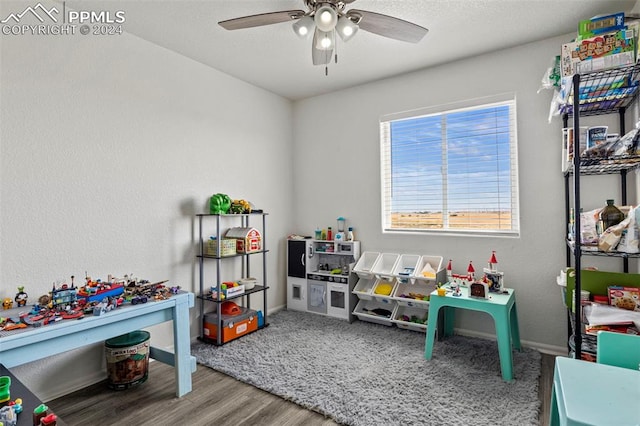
left=352, top=252, right=445, bottom=331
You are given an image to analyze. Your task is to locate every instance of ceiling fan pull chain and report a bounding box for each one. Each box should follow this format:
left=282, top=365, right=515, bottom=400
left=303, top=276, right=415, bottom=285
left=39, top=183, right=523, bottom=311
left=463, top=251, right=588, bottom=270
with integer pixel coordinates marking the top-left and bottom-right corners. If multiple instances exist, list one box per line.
left=325, top=65, right=328, bottom=76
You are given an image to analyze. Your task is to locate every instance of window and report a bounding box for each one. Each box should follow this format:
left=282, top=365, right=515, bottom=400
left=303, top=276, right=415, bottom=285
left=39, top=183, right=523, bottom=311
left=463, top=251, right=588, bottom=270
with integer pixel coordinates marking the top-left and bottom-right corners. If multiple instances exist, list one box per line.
left=380, top=94, right=519, bottom=236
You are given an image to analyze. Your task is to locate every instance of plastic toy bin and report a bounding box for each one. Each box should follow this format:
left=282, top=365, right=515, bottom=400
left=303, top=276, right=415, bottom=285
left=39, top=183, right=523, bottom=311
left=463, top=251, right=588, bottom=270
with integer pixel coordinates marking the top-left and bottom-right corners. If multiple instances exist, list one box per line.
left=413, top=255, right=444, bottom=281
left=392, top=305, right=428, bottom=332
left=353, top=299, right=394, bottom=326
left=105, top=330, right=151, bottom=390
left=353, top=277, right=376, bottom=300
left=353, top=252, right=380, bottom=279
left=371, top=253, right=400, bottom=279
left=392, top=280, right=434, bottom=307
left=393, top=254, right=421, bottom=283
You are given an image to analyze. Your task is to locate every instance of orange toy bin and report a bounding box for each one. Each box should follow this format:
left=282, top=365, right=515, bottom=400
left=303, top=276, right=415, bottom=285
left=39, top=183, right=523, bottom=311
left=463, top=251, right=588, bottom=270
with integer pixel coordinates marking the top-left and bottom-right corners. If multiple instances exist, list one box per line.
left=203, top=307, right=258, bottom=344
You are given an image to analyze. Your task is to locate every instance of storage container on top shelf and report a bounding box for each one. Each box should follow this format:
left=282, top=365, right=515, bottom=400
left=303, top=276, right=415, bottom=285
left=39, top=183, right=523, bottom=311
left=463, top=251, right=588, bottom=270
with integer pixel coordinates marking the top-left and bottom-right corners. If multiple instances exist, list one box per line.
left=353, top=299, right=395, bottom=326
left=352, top=277, right=375, bottom=300
left=371, top=253, right=400, bottom=280
left=353, top=252, right=381, bottom=279
left=412, top=255, right=444, bottom=282
left=392, top=254, right=421, bottom=283
left=391, top=304, right=429, bottom=332
left=370, top=278, right=397, bottom=304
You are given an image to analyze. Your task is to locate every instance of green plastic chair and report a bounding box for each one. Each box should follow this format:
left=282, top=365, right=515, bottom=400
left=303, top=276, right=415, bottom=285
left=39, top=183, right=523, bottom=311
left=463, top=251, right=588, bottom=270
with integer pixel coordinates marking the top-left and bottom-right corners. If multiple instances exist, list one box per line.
left=596, top=331, right=640, bottom=370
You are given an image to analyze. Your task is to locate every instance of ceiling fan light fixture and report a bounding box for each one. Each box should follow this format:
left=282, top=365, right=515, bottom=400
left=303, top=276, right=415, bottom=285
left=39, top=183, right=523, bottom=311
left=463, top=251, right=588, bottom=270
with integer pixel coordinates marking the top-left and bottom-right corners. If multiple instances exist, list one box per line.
left=336, top=16, right=358, bottom=41
left=314, top=4, right=338, bottom=32
left=292, top=16, right=314, bottom=38
left=314, top=29, right=335, bottom=50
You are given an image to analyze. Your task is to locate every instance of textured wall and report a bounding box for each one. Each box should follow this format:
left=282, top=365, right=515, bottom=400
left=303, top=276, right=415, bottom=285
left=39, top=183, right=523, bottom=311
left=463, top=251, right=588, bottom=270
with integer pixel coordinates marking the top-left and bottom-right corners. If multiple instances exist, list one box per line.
left=0, top=11, right=294, bottom=399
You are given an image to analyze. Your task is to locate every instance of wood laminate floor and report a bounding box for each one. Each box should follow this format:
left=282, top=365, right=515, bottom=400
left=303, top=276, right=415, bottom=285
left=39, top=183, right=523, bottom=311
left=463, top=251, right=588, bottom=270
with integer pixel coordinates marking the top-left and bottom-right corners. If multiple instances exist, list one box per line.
left=49, top=353, right=556, bottom=426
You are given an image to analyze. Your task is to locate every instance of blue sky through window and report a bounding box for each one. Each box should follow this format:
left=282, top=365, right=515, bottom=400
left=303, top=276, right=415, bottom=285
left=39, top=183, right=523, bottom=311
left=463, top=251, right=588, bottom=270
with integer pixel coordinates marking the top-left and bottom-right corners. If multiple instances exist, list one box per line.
left=390, top=105, right=512, bottom=213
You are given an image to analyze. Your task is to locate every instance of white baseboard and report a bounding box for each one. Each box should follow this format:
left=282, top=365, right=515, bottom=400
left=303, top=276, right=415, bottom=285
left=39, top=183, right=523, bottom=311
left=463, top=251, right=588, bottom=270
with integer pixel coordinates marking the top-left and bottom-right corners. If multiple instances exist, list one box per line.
left=453, top=328, right=568, bottom=356
left=42, top=369, right=107, bottom=402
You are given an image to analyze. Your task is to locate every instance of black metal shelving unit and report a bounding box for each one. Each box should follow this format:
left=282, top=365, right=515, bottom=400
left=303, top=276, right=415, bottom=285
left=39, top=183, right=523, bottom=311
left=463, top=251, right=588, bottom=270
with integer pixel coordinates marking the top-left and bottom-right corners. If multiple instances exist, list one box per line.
left=196, top=212, right=269, bottom=345
left=562, top=63, right=640, bottom=360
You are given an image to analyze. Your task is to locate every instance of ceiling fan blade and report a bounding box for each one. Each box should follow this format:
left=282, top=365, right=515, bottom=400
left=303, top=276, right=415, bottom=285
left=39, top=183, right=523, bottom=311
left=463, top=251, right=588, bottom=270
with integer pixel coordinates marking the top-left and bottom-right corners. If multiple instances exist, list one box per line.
left=347, top=9, right=428, bottom=43
left=219, top=10, right=305, bottom=30
left=312, top=31, right=333, bottom=65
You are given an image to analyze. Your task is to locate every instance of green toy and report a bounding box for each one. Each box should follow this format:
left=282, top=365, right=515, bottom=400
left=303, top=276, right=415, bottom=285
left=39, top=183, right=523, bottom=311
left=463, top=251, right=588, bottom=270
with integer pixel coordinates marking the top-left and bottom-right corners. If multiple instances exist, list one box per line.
left=209, top=193, right=231, bottom=214
left=0, top=376, right=10, bottom=403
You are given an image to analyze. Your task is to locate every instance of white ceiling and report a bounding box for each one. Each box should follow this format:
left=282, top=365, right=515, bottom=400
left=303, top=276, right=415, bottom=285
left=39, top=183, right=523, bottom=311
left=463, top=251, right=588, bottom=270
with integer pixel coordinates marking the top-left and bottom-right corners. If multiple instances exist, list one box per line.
left=71, top=0, right=638, bottom=100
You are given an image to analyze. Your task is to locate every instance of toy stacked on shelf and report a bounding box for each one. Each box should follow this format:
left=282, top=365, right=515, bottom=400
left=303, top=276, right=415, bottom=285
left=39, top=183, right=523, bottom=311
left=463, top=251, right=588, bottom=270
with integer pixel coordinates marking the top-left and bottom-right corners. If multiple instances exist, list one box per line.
left=557, top=12, right=640, bottom=120
left=559, top=10, right=640, bottom=358
left=561, top=12, right=636, bottom=78
left=196, top=207, right=269, bottom=346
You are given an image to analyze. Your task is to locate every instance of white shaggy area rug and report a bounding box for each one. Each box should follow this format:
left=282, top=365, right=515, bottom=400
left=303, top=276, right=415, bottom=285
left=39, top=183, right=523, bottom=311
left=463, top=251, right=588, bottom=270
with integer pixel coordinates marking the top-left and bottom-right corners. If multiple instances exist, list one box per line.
left=192, top=310, right=541, bottom=426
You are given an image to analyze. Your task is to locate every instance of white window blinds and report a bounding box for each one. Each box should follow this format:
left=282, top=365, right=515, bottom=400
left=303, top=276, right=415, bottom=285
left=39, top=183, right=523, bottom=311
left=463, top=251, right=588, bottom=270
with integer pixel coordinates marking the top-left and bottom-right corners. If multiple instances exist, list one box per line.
left=380, top=94, right=519, bottom=236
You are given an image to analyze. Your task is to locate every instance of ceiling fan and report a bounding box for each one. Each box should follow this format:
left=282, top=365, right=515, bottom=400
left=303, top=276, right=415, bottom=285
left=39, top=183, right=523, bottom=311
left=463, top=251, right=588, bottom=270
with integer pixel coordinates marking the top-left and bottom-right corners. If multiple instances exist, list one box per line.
left=218, top=0, right=428, bottom=68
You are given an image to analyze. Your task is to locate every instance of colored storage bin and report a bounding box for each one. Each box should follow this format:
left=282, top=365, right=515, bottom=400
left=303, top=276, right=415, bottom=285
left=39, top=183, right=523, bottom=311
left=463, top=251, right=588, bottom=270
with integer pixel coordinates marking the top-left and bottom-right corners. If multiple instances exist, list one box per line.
left=105, top=330, right=151, bottom=390
left=203, top=307, right=258, bottom=344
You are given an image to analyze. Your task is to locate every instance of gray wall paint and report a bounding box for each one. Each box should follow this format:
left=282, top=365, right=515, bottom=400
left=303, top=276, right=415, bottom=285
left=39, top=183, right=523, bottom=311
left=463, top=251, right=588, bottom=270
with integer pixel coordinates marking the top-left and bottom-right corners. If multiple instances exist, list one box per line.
left=2, top=21, right=637, bottom=399
left=292, top=34, right=638, bottom=351
left=1, top=17, right=293, bottom=399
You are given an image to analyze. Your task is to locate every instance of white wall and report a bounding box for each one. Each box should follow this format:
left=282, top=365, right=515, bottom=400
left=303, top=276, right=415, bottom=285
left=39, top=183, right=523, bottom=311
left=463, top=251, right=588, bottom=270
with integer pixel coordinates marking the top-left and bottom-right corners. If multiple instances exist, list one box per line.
left=0, top=6, right=293, bottom=399
left=3, top=7, right=639, bottom=400
left=292, top=34, right=638, bottom=352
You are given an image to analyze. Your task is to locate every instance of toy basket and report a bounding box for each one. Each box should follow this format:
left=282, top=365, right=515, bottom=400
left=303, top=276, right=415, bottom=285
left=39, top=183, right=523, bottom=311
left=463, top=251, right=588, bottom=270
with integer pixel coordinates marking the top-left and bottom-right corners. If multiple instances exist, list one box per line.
left=353, top=252, right=380, bottom=279
left=371, top=253, right=400, bottom=280
left=352, top=277, right=375, bottom=301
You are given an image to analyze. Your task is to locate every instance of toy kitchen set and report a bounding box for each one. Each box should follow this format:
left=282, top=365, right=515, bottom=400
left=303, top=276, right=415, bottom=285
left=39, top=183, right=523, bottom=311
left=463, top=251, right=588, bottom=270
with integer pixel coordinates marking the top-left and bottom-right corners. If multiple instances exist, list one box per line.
left=287, top=220, right=360, bottom=321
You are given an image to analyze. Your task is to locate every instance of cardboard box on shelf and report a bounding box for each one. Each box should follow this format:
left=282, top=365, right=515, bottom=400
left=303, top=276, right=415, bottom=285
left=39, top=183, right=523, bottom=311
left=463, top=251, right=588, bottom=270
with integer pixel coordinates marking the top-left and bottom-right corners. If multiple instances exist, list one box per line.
left=561, top=28, right=636, bottom=78
left=561, top=126, right=588, bottom=172
left=578, top=12, right=626, bottom=39
left=608, top=286, right=640, bottom=311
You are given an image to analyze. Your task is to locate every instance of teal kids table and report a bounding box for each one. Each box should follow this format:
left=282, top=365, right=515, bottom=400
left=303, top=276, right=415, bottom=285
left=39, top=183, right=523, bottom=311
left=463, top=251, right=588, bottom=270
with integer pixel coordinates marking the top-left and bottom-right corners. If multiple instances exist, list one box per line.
left=424, top=286, right=521, bottom=381
left=549, top=356, right=640, bottom=425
